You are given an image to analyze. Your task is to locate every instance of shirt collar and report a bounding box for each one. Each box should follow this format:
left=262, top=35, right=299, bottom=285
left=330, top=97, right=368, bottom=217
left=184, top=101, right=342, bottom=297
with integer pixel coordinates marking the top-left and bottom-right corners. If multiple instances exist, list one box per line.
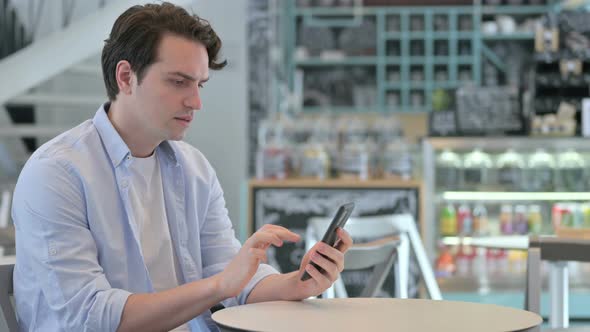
left=92, top=102, right=179, bottom=168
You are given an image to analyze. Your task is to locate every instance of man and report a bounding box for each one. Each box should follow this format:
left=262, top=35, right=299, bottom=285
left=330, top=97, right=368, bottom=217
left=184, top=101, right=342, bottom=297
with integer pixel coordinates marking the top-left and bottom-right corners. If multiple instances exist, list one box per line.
left=11, top=2, right=352, bottom=332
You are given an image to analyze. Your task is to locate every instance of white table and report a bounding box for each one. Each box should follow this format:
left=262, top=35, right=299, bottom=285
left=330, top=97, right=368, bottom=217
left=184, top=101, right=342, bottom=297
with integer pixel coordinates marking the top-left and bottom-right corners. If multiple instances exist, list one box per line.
left=212, top=298, right=542, bottom=332
left=465, top=235, right=586, bottom=329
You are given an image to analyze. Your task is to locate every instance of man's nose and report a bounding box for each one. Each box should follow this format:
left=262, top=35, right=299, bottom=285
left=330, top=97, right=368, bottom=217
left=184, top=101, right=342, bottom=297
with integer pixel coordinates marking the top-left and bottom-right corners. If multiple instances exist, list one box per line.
left=185, top=89, right=202, bottom=110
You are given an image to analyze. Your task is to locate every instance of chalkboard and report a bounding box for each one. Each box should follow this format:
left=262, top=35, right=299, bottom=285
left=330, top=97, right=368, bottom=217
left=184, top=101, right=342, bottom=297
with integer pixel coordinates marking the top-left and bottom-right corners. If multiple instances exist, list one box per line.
left=455, top=86, right=525, bottom=135
left=250, top=185, right=421, bottom=298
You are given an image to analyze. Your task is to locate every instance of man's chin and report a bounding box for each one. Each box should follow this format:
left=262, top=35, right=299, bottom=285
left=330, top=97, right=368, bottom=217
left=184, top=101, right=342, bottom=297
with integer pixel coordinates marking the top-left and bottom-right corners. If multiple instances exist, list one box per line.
left=169, top=134, right=185, bottom=141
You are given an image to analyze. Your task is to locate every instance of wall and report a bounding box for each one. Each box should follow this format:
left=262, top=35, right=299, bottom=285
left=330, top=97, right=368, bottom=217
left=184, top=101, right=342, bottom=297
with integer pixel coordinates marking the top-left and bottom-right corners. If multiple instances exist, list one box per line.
left=5, top=0, right=249, bottom=233
left=184, top=1, right=248, bottom=234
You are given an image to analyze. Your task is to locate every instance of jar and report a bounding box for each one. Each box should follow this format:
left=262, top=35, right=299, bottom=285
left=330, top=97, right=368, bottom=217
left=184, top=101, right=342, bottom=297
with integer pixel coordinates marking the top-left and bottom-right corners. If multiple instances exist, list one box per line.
left=435, top=149, right=462, bottom=189
left=556, top=149, right=586, bottom=192
left=462, top=149, right=493, bottom=190
left=526, top=149, right=556, bottom=192
left=495, top=149, right=525, bottom=191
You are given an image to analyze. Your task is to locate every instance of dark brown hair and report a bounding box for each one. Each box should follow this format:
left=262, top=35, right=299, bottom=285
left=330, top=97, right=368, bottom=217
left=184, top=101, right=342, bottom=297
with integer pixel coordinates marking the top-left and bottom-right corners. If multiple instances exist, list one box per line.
left=101, top=2, right=227, bottom=101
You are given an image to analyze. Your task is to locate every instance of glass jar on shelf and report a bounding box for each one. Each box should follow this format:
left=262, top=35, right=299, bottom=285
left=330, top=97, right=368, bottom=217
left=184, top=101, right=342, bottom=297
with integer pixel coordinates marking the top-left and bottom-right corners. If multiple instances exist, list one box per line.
left=495, top=148, right=525, bottom=191
left=256, top=118, right=291, bottom=179
left=382, top=138, right=414, bottom=180
left=556, top=149, right=587, bottom=192
left=298, top=141, right=330, bottom=180
left=525, top=148, right=556, bottom=192
left=435, top=149, right=462, bottom=189
left=462, top=149, right=493, bottom=190
left=338, top=118, right=370, bottom=180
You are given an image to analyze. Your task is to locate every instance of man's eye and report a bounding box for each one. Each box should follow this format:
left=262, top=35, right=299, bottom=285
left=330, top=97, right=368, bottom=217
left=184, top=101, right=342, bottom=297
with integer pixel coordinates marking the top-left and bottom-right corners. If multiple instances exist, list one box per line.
left=174, top=80, right=184, bottom=86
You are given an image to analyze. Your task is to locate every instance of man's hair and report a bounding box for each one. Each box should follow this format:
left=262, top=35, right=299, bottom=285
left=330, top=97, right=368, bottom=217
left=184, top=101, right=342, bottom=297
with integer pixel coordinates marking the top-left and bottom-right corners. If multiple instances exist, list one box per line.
left=101, top=2, right=227, bottom=101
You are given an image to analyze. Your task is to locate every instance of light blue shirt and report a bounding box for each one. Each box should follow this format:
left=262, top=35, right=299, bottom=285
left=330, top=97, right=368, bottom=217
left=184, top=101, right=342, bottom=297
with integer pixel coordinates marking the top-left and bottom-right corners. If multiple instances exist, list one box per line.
left=11, top=104, right=278, bottom=332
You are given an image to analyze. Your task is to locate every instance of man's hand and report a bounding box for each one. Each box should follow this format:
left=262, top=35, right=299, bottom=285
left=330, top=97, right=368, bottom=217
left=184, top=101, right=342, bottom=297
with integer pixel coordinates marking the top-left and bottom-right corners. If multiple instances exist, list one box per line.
left=291, top=227, right=353, bottom=299
left=218, top=224, right=300, bottom=298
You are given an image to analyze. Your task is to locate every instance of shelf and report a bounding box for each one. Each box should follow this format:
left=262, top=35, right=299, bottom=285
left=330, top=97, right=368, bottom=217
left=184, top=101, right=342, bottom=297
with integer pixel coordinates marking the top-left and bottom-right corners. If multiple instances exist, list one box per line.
left=288, top=4, right=551, bottom=115
left=295, top=56, right=378, bottom=66
left=384, top=31, right=474, bottom=40
left=442, top=191, right=590, bottom=202
left=480, top=5, right=551, bottom=15
left=441, top=235, right=529, bottom=249
left=300, top=106, right=379, bottom=113
left=294, top=6, right=475, bottom=17
left=249, top=178, right=422, bottom=189
left=431, top=56, right=474, bottom=65
left=424, top=137, right=590, bottom=150
left=482, top=32, right=535, bottom=40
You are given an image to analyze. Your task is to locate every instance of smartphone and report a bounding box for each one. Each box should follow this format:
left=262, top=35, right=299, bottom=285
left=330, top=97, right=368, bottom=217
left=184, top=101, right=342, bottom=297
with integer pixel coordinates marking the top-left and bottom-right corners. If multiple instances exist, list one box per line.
left=301, top=202, right=355, bottom=281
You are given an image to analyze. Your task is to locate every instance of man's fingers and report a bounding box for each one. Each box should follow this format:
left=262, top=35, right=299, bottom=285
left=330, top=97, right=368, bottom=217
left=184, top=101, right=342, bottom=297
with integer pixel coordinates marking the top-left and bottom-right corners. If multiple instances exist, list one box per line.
left=250, top=232, right=283, bottom=248
left=310, top=252, right=339, bottom=281
left=248, top=248, right=268, bottom=263
left=335, top=228, right=353, bottom=253
left=304, top=263, right=331, bottom=288
left=316, top=244, right=345, bottom=273
left=259, top=224, right=301, bottom=243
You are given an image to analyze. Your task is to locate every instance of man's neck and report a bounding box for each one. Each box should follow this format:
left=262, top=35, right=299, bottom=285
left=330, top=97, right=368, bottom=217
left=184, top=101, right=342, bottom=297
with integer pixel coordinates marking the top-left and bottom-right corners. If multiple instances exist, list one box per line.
left=107, top=101, right=160, bottom=158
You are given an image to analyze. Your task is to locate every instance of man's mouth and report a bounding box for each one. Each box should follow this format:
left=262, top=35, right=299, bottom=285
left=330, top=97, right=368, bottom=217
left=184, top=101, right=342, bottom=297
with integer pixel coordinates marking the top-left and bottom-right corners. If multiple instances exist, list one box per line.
left=174, top=116, right=192, bottom=123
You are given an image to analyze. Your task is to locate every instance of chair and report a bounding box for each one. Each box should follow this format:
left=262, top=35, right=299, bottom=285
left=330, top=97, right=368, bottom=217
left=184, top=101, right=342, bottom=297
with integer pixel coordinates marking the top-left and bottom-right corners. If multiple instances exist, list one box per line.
left=0, top=190, right=14, bottom=257
left=306, top=215, right=406, bottom=298
left=0, top=262, right=17, bottom=332
left=306, top=214, right=442, bottom=300
left=525, top=236, right=590, bottom=331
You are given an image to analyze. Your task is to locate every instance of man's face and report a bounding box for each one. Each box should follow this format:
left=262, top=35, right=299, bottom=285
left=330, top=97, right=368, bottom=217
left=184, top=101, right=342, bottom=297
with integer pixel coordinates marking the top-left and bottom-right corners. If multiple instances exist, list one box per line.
left=130, top=33, right=210, bottom=142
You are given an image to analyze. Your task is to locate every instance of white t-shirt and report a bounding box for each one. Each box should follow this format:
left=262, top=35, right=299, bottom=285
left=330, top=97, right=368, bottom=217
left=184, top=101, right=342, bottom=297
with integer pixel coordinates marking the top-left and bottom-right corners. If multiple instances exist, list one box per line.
left=128, top=153, right=189, bottom=332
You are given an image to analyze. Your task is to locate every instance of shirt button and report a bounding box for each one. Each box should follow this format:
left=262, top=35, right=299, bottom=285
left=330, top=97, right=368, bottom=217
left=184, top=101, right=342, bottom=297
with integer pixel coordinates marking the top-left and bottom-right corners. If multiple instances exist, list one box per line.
left=49, top=248, right=57, bottom=256
left=121, top=179, right=129, bottom=188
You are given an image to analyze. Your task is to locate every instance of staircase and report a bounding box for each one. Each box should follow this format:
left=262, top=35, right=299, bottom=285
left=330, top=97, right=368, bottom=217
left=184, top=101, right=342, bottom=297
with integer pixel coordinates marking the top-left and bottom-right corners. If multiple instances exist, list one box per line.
left=0, top=0, right=194, bottom=184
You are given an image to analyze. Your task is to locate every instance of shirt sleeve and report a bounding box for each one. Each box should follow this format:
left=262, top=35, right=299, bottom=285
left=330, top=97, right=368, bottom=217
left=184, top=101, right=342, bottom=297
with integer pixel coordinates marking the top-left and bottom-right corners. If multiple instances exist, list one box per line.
left=12, top=157, right=131, bottom=332
left=199, top=172, right=278, bottom=307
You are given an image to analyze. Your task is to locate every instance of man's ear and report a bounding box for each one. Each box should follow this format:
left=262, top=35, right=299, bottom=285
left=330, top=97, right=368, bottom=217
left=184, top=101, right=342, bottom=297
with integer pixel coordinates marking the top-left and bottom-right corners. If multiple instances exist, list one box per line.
left=115, top=60, right=134, bottom=95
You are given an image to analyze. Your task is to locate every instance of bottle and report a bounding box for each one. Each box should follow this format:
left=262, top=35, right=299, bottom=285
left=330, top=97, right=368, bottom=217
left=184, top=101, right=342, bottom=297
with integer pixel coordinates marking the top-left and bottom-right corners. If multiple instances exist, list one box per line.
left=500, top=204, right=514, bottom=235
left=455, top=245, right=470, bottom=277
left=486, top=249, right=499, bottom=276
left=514, top=205, right=529, bottom=235
left=473, top=204, right=489, bottom=236
left=582, top=204, right=590, bottom=228
left=496, top=249, right=509, bottom=276
left=495, top=149, right=525, bottom=191
left=440, top=203, right=458, bottom=236
left=435, top=149, right=463, bottom=189
left=528, top=204, right=543, bottom=235
left=457, top=204, right=473, bottom=236
left=463, top=149, right=493, bottom=190
left=435, top=245, right=456, bottom=278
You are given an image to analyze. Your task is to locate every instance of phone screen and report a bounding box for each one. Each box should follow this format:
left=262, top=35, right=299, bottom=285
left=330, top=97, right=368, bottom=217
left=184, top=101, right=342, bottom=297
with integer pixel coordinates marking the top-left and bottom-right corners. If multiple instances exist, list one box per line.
left=301, top=202, right=355, bottom=281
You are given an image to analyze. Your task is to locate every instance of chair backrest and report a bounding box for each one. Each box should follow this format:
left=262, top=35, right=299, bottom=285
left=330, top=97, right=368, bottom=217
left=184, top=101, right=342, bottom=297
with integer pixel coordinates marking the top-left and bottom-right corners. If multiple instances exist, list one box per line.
left=0, top=263, right=17, bottom=332
left=306, top=213, right=442, bottom=300
left=307, top=215, right=401, bottom=297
